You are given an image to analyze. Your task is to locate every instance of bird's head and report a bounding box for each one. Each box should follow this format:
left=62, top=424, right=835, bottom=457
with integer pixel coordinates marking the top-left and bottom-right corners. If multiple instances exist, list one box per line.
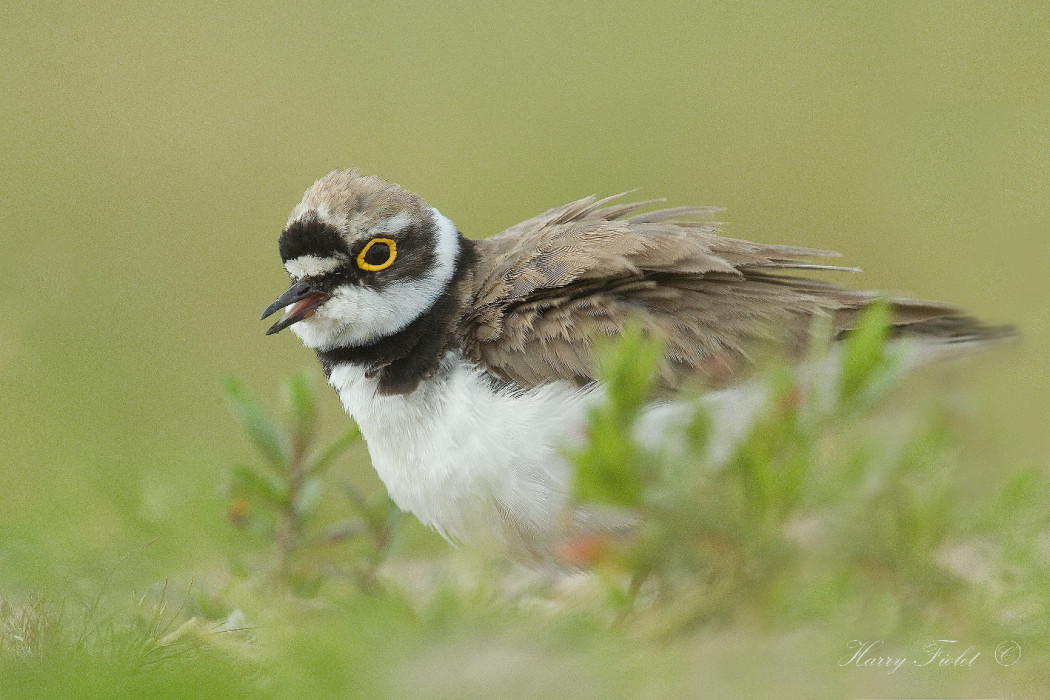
left=262, top=170, right=462, bottom=350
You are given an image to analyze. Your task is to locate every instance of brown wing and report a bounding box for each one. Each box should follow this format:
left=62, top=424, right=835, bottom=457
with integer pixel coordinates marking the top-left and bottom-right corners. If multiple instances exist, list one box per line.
left=461, top=194, right=963, bottom=390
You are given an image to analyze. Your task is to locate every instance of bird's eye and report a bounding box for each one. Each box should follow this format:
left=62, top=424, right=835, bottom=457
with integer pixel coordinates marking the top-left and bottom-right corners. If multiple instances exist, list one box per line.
left=357, top=238, right=397, bottom=271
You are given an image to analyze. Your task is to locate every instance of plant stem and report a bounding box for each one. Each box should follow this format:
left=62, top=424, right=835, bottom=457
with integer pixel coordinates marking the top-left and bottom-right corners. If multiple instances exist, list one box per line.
left=271, top=436, right=306, bottom=577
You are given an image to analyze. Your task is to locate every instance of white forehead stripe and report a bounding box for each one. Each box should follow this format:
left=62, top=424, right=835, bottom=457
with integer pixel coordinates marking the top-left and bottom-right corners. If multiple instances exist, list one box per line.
left=285, top=203, right=345, bottom=232
left=285, top=254, right=346, bottom=278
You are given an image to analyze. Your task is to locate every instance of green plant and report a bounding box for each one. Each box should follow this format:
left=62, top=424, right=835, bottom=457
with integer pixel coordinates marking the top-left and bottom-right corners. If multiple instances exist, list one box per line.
left=568, top=304, right=1048, bottom=641
left=223, top=370, right=400, bottom=593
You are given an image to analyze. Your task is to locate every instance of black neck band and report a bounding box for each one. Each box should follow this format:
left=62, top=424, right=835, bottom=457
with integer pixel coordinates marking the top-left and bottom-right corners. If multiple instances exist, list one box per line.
left=316, top=238, right=476, bottom=395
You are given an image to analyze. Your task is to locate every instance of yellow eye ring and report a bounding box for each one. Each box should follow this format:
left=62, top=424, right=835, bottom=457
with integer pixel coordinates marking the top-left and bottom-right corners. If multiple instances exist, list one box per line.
left=357, top=238, right=397, bottom=271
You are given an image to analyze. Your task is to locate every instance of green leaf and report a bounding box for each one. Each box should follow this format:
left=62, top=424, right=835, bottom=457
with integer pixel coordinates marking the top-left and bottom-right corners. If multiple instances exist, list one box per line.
left=570, top=323, right=664, bottom=509
left=839, top=299, right=893, bottom=408
left=230, top=463, right=288, bottom=505
left=594, top=322, right=664, bottom=420
left=306, top=424, right=362, bottom=475
left=293, top=476, right=324, bottom=521
left=572, top=412, right=645, bottom=508
left=340, top=480, right=370, bottom=515
left=223, top=377, right=289, bottom=468
left=683, top=403, right=712, bottom=453
left=282, top=369, right=317, bottom=450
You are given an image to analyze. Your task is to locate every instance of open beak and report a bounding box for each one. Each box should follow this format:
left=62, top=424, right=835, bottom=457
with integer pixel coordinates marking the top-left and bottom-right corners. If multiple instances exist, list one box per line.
left=261, top=280, right=330, bottom=335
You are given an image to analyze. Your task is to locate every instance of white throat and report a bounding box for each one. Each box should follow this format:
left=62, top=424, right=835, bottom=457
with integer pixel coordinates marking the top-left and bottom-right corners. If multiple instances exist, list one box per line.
left=290, top=207, right=461, bottom=350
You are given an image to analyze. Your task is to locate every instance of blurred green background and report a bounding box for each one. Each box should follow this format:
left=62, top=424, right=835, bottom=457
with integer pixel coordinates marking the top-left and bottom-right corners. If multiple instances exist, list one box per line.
left=1, top=0, right=1046, bottom=643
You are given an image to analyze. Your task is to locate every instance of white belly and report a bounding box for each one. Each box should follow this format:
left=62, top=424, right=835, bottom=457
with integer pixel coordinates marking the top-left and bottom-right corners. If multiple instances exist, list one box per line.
left=328, top=351, right=785, bottom=559
left=327, top=354, right=594, bottom=554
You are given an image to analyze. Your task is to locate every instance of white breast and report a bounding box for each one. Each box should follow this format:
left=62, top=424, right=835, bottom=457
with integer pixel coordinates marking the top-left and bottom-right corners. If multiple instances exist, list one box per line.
left=327, top=353, right=595, bottom=555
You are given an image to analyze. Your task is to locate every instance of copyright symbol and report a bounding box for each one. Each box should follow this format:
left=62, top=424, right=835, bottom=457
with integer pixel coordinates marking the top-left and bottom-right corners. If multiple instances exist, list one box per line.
left=995, top=640, right=1021, bottom=666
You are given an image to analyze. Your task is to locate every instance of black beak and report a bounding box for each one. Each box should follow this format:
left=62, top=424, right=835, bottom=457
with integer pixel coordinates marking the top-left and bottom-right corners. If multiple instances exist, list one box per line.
left=261, top=280, right=330, bottom=335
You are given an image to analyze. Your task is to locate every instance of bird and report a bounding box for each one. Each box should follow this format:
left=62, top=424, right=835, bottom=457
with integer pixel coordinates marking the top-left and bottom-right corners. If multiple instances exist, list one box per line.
left=261, top=169, right=1010, bottom=562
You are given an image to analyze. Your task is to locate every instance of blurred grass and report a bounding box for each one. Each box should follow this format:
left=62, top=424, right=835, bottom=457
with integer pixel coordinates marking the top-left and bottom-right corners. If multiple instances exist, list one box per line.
left=1, top=1, right=1047, bottom=696
left=3, top=318, right=1048, bottom=698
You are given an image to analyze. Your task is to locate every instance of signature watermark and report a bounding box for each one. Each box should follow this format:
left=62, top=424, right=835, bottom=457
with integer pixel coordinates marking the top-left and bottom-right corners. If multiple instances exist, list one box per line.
left=838, top=639, right=1022, bottom=674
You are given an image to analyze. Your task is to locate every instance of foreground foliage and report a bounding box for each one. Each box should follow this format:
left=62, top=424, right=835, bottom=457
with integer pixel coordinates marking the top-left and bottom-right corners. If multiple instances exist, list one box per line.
left=223, top=371, right=400, bottom=594
left=2, top=307, right=1046, bottom=698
